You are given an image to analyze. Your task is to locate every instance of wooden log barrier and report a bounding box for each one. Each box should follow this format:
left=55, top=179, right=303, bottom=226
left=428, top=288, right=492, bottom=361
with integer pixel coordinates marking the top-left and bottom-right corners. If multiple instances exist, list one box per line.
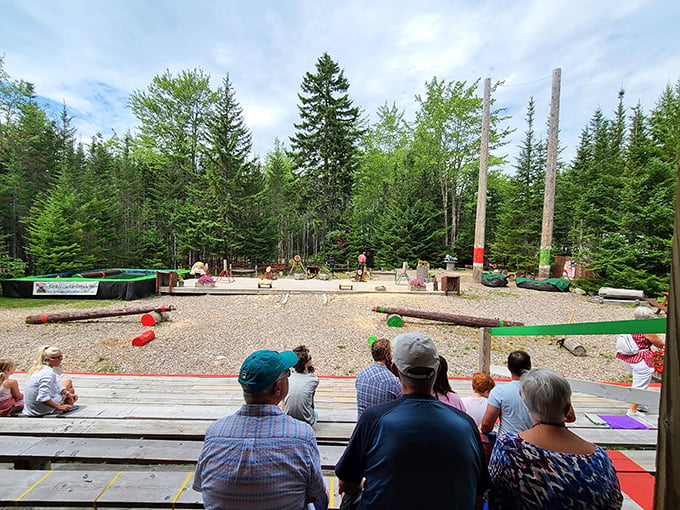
left=372, top=306, right=523, bottom=328
left=26, top=305, right=175, bottom=324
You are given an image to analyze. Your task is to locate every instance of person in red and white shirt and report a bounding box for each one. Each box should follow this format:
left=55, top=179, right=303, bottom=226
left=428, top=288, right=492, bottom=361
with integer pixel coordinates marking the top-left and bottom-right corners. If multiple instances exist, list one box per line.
left=616, top=307, right=665, bottom=417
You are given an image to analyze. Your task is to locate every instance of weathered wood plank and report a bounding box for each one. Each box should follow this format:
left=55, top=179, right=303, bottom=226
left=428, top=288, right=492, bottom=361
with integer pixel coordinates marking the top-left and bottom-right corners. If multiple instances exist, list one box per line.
left=0, top=417, right=355, bottom=442
left=573, top=429, right=658, bottom=448
left=0, top=470, right=347, bottom=509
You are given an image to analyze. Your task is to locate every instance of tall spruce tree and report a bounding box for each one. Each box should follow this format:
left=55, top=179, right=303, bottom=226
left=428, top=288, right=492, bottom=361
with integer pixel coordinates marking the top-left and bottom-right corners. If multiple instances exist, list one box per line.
left=289, top=52, right=364, bottom=254
left=490, top=98, right=546, bottom=272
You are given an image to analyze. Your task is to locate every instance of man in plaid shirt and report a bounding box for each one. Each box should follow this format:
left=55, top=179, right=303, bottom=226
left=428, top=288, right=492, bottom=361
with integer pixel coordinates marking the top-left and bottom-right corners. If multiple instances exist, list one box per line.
left=355, top=338, right=402, bottom=419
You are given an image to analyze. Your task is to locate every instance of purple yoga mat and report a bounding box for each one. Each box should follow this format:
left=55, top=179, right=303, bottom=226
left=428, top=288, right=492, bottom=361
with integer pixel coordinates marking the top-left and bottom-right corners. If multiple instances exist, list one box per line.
left=598, top=415, right=649, bottom=430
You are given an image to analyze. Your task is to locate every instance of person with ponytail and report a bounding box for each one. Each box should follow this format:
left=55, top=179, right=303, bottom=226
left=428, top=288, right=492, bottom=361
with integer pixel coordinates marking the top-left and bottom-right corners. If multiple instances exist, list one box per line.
left=22, top=345, right=78, bottom=416
left=0, top=359, right=24, bottom=416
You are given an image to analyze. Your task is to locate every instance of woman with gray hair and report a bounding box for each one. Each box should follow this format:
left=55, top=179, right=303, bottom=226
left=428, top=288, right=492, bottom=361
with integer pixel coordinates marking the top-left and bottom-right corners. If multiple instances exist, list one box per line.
left=488, top=368, right=622, bottom=509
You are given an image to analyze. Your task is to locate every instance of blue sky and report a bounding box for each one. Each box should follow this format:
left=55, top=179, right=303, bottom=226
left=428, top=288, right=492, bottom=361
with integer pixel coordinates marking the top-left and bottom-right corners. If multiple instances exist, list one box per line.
left=1, top=0, right=678, bottom=169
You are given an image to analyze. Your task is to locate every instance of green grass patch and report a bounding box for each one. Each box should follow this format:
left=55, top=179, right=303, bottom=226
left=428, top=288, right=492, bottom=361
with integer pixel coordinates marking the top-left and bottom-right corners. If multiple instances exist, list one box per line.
left=0, top=297, right=121, bottom=310
left=489, top=290, right=518, bottom=298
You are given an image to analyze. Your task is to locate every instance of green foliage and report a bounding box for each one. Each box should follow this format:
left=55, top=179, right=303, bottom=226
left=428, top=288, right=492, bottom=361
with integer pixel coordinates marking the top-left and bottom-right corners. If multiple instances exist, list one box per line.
left=0, top=59, right=676, bottom=297
left=289, top=52, right=364, bottom=251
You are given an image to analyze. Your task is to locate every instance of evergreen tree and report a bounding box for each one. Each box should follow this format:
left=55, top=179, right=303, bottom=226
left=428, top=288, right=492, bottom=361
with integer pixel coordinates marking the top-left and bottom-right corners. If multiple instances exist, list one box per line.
left=289, top=52, right=364, bottom=253
left=490, top=98, right=546, bottom=272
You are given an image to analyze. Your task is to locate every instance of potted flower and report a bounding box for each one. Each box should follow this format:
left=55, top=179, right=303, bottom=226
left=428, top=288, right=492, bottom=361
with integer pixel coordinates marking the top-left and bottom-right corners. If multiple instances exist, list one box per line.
left=196, top=274, right=216, bottom=287
left=409, top=278, right=426, bottom=291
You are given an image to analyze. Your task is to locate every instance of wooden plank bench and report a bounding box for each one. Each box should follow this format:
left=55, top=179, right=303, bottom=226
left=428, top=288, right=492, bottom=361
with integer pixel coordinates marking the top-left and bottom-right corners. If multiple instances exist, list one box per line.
left=0, top=435, right=346, bottom=471
left=0, top=470, right=348, bottom=509
left=0, top=416, right=356, bottom=442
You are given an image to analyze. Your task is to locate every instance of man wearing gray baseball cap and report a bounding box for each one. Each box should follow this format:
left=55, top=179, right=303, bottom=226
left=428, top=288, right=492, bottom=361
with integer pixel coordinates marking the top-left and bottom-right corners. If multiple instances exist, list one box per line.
left=336, top=333, right=487, bottom=509
left=194, top=350, right=328, bottom=509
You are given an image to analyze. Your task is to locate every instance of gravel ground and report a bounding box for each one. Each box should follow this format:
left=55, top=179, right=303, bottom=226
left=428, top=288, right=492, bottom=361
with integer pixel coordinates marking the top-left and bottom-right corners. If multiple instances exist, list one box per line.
left=1, top=272, right=644, bottom=382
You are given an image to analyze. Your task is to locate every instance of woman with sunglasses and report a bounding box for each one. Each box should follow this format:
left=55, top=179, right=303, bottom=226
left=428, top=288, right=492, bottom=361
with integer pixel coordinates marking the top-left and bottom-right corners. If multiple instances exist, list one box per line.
left=22, top=345, right=78, bottom=416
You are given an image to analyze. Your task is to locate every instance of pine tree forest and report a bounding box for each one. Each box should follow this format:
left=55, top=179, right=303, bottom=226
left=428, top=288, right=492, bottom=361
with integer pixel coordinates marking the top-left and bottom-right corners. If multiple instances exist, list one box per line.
left=0, top=54, right=677, bottom=297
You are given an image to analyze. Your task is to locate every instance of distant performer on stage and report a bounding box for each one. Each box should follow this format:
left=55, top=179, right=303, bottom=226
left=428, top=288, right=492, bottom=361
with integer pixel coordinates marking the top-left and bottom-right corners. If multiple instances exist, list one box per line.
left=357, top=251, right=367, bottom=281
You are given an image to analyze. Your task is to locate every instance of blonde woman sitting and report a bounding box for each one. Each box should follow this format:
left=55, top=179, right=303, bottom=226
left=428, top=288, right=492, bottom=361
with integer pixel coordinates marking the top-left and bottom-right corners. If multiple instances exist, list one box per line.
left=22, top=346, right=78, bottom=416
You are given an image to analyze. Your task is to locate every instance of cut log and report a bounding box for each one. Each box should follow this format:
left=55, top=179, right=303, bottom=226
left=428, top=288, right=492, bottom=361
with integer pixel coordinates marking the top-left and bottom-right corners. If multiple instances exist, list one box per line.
left=372, top=306, right=523, bottom=328
left=386, top=314, right=404, bottom=327
left=598, top=287, right=645, bottom=300
left=557, top=337, right=587, bottom=357
left=132, top=330, right=155, bottom=346
left=26, top=305, right=175, bottom=324
left=140, top=311, right=169, bottom=327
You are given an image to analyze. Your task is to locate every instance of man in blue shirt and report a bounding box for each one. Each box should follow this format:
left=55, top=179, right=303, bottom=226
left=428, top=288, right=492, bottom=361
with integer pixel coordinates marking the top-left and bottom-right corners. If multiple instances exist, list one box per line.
left=336, top=332, right=487, bottom=509
left=193, top=350, right=327, bottom=510
left=355, top=338, right=401, bottom=419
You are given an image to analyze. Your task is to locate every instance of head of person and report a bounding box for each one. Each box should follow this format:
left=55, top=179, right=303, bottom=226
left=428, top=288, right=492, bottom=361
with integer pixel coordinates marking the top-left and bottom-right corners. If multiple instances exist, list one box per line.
left=0, top=359, right=16, bottom=383
left=292, top=345, right=314, bottom=373
left=471, top=372, right=496, bottom=396
left=371, top=338, right=392, bottom=364
left=29, top=345, right=64, bottom=375
left=507, top=350, right=531, bottom=377
left=634, top=306, right=653, bottom=319
left=391, top=332, right=440, bottom=392
left=520, top=367, right=575, bottom=424
left=433, top=355, right=453, bottom=395
left=238, top=350, right=297, bottom=404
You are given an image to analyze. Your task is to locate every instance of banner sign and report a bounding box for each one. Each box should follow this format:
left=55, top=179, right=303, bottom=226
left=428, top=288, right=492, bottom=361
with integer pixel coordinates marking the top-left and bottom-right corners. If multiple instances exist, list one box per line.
left=33, top=281, right=100, bottom=296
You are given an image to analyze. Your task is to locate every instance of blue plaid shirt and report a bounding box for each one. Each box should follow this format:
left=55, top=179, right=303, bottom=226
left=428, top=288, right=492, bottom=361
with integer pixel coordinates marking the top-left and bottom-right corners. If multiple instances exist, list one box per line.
left=193, top=404, right=325, bottom=510
left=355, top=362, right=402, bottom=419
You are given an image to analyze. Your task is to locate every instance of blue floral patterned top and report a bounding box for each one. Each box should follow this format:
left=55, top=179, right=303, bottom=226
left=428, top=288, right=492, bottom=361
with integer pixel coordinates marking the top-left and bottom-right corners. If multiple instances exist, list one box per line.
left=488, top=433, right=623, bottom=509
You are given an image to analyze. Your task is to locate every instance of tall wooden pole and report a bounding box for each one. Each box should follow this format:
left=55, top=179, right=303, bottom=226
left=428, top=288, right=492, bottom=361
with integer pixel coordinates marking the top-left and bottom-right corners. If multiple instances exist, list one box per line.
left=473, top=78, right=491, bottom=283
left=538, top=68, right=561, bottom=279
left=654, top=161, right=680, bottom=509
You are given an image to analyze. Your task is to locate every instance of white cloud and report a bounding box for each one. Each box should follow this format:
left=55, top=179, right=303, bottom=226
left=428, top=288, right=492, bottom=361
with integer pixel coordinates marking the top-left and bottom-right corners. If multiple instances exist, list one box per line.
left=1, top=0, right=678, bottom=165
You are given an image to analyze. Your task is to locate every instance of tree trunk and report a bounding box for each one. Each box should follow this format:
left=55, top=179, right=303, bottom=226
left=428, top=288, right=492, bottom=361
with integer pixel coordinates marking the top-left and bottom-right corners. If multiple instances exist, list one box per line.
left=372, top=306, right=523, bottom=328
left=26, top=305, right=175, bottom=324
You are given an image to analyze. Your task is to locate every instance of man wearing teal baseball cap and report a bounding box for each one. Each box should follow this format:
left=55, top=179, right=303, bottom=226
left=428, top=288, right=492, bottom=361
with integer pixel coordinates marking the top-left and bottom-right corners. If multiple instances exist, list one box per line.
left=194, top=350, right=328, bottom=509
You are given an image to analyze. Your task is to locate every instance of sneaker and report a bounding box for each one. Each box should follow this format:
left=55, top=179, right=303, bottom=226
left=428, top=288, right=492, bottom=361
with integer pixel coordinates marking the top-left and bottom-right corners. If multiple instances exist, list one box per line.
left=638, top=405, right=649, bottom=413
left=626, top=410, right=645, bottom=419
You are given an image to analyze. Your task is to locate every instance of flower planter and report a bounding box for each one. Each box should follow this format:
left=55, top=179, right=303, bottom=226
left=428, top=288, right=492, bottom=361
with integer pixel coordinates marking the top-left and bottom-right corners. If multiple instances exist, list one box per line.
left=294, top=273, right=305, bottom=280
left=410, top=285, right=426, bottom=291
left=195, top=282, right=215, bottom=288
left=319, top=273, right=330, bottom=281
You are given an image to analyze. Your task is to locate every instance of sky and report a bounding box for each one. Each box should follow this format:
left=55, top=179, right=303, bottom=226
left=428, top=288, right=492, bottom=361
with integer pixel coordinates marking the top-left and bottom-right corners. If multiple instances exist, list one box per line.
left=1, top=0, right=678, bottom=170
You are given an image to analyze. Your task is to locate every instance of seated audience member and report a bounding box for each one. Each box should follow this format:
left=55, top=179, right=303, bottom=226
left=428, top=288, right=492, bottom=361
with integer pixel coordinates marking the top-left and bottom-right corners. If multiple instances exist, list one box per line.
left=489, top=368, right=623, bottom=509
left=0, top=359, right=24, bottom=416
left=432, top=355, right=465, bottom=411
left=23, top=346, right=78, bottom=416
left=481, top=350, right=533, bottom=437
left=284, top=345, right=319, bottom=425
left=355, top=338, right=402, bottom=419
left=193, top=349, right=327, bottom=510
left=336, top=332, right=487, bottom=509
left=461, top=372, right=496, bottom=426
